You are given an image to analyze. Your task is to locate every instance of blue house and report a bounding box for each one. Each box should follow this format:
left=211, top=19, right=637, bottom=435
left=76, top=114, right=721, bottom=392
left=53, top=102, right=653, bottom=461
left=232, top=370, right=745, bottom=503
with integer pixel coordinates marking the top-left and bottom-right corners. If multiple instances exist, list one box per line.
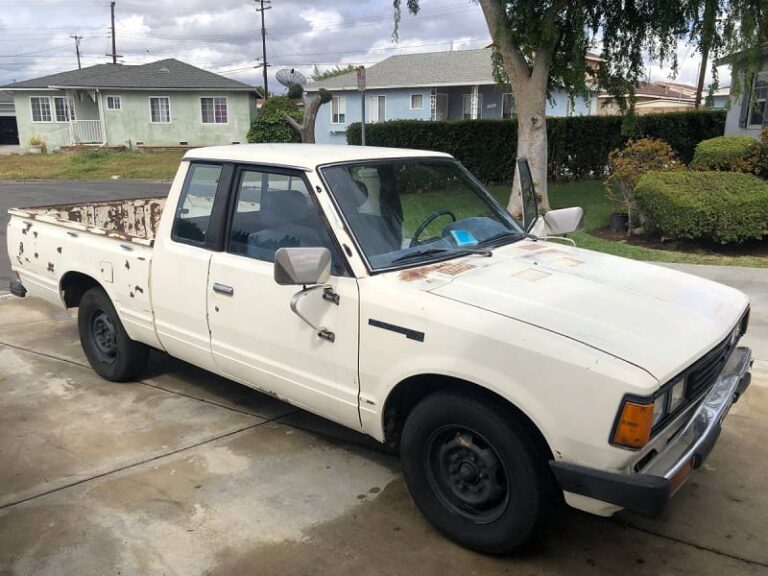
left=306, top=48, right=600, bottom=145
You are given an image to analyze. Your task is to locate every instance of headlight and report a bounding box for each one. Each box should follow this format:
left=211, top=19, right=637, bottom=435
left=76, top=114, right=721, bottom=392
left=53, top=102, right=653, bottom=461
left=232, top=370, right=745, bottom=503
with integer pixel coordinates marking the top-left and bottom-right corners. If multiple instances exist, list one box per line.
left=669, top=376, right=686, bottom=412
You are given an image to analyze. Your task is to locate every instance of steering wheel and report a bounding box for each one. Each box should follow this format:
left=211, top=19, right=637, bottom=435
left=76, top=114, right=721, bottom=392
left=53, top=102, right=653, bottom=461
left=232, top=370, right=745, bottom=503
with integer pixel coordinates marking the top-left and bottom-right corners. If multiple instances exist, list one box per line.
left=409, top=210, right=457, bottom=247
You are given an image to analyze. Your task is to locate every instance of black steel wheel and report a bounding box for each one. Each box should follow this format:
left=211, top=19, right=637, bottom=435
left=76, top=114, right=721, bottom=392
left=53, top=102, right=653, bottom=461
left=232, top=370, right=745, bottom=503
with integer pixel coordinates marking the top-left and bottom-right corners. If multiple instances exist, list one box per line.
left=78, top=286, right=149, bottom=382
left=401, top=391, right=553, bottom=554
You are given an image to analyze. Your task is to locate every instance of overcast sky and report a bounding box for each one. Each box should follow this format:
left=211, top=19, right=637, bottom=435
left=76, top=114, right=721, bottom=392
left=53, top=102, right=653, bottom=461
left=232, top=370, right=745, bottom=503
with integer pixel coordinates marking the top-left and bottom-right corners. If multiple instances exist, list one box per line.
left=0, top=0, right=729, bottom=90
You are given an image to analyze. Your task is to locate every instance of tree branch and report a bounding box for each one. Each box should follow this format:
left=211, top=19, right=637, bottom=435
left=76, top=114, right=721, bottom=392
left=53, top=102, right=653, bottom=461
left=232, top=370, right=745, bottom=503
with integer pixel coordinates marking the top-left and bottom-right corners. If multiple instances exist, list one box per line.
left=478, top=0, right=530, bottom=85
left=284, top=114, right=303, bottom=134
left=530, top=0, right=567, bottom=87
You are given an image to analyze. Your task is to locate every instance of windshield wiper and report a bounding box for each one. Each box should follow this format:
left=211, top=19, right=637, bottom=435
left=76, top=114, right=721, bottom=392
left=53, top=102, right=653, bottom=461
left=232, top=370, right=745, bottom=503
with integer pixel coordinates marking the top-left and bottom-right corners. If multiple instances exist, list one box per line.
left=478, top=230, right=527, bottom=247
left=391, top=247, right=492, bottom=264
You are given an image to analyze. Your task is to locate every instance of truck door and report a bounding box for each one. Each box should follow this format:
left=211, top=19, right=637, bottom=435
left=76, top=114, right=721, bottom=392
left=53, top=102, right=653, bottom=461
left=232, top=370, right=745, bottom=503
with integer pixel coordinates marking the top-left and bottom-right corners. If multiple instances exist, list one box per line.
left=206, top=166, right=361, bottom=429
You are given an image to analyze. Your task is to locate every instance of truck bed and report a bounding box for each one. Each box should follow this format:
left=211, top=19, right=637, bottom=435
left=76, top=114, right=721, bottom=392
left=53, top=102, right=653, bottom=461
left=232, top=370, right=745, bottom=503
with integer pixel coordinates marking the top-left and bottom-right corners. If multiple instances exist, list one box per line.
left=9, top=197, right=166, bottom=246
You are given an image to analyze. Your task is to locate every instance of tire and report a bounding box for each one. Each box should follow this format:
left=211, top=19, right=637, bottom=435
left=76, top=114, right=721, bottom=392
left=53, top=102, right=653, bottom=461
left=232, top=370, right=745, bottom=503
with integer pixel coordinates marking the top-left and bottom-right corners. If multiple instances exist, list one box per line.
left=401, top=391, right=552, bottom=554
left=78, top=286, right=149, bottom=382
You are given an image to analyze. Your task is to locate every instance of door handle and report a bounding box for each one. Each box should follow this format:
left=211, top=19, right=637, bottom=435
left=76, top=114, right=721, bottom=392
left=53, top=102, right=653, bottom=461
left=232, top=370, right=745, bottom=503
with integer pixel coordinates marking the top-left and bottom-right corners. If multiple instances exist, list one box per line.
left=212, top=283, right=234, bottom=296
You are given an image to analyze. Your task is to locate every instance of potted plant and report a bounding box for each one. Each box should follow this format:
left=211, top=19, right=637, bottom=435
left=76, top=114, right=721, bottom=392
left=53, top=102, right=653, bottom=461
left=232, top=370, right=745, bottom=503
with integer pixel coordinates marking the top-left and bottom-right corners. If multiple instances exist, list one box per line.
left=27, top=134, right=46, bottom=155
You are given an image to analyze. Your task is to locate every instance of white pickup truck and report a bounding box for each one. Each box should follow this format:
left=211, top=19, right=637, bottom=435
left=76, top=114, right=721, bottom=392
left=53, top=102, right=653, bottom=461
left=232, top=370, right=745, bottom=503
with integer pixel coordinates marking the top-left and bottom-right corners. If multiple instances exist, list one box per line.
left=7, top=144, right=752, bottom=554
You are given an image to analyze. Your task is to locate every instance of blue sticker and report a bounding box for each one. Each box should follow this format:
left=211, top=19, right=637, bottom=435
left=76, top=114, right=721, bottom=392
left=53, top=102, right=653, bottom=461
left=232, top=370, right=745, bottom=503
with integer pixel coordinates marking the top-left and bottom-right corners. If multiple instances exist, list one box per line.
left=450, top=229, right=478, bottom=246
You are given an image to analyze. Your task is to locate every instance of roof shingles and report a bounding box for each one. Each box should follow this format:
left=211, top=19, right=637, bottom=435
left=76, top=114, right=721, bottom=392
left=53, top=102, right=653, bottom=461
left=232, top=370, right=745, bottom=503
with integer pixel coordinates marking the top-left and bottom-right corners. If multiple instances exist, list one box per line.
left=1, top=59, right=253, bottom=91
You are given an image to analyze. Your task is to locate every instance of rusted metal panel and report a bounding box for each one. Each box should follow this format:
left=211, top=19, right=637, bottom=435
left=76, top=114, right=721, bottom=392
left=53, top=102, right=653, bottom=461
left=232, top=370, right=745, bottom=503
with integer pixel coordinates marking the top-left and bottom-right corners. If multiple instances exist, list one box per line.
left=10, top=197, right=166, bottom=244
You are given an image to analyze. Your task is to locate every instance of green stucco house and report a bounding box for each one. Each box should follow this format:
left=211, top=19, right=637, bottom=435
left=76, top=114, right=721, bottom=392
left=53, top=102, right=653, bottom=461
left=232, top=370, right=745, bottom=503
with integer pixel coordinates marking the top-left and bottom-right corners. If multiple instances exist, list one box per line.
left=1, top=58, right=259, bottom=151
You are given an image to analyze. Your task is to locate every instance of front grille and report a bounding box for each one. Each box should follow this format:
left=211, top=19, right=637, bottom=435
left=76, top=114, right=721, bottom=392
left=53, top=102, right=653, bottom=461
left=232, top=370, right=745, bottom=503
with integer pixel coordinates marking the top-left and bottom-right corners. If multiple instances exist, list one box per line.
left=685, top=335, right=735, bottom=399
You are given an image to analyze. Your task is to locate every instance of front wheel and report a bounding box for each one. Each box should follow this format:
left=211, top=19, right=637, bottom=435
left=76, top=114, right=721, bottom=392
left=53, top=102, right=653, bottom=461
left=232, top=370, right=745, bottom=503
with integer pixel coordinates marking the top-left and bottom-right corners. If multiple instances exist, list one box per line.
left=78, top=286, right=149, bottom=382
left=400, top=392, right=552, bottom=554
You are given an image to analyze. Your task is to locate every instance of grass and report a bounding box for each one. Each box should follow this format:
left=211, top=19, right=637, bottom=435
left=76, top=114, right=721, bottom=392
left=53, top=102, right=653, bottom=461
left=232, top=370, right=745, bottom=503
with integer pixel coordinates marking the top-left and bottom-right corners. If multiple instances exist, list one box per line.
left=0, top=150, right=184, bottom=180
left=490, top=181, right=768, bottom=268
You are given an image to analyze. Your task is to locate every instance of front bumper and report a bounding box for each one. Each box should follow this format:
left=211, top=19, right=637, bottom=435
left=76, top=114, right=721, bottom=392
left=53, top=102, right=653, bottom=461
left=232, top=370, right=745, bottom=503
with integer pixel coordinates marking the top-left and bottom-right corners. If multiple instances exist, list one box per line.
left=9, top=278, right=26, bottom=298
left=550, top=346, right=752, bottom=517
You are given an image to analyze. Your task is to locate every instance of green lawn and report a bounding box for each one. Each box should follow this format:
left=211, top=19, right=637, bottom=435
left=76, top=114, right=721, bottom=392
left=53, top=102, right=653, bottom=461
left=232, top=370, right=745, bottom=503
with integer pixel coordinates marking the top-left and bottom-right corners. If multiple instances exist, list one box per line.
left=489, top=181, right=768, bottom=268
left=0, top=150, right=184, bottom=180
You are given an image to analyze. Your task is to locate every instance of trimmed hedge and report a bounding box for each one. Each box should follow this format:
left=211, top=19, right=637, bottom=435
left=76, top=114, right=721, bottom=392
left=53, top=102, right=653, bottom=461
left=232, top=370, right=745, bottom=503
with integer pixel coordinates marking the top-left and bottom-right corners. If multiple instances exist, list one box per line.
left=635, top=171, right=768, bottom=244
left=346, top=110, right=725, bottom=182
left=691, top=136, right=757, bottom=171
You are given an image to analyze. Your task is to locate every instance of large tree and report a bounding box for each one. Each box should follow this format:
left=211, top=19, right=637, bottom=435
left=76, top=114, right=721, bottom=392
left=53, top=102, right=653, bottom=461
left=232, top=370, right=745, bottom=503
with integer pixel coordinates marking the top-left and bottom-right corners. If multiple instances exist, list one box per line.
left=394, top=0, right=767, bottom=216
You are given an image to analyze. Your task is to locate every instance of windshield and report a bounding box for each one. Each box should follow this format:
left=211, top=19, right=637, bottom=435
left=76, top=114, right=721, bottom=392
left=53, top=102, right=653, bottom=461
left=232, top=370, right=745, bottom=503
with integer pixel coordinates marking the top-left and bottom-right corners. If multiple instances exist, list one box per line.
left=320, top=159, right=523, bottom=270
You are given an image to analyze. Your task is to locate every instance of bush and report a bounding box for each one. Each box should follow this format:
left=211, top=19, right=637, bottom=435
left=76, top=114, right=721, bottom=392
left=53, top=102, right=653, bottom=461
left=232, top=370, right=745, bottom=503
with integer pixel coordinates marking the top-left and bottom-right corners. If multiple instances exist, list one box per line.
left=346, top=110, right=725, bottom=182
left=635, top=171, right=768, bottom=244
left=604, top=138, right=681, bottom=231
left=247, top=96, right=303, bottom=143
left=743, top=127, right=768, bottom=179
left=691, top=136, right=757, bottom=171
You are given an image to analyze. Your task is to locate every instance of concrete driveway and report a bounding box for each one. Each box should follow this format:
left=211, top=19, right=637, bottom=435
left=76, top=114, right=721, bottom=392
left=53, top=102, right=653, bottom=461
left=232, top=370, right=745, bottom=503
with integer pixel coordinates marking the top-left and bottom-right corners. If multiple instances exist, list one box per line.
left=1, top=284, right=767, bottom=574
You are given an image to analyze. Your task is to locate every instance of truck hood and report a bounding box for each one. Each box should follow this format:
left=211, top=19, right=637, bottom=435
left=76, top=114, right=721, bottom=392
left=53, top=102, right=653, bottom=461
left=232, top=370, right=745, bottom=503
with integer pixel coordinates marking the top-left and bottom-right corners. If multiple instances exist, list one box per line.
left=400, top=241, right=748, bottom=380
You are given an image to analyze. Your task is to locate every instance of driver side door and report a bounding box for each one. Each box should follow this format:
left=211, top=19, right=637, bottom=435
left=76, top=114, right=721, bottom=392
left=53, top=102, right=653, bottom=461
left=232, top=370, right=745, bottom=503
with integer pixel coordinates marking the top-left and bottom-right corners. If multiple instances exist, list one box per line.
left=206, top=166, right=361, bottom=429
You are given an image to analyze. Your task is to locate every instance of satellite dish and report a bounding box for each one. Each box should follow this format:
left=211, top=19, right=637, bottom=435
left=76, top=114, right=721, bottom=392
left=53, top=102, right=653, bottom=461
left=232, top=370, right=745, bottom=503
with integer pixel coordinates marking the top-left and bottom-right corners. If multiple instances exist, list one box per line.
left=276, top=68, right=307, bottom=88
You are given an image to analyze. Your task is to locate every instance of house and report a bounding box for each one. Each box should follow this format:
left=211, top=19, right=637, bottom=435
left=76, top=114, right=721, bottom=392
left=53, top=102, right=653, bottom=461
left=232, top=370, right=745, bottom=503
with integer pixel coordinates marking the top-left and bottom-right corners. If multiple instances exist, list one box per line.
left=0, top=91, right=18, bottom=145
left=711, top=86, right=730, bottom=109
left=719, top=45, right=768, bottom=138
left=1, top=59, right=259, bottom=151
left=305, top=48, right=601, bottom=145
left=597, top=81, right=697, bottom=115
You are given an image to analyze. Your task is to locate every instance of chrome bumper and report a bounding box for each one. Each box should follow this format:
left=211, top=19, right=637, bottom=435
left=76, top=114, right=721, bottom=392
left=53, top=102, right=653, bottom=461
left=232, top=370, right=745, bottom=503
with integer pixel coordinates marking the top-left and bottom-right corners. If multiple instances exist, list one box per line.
left=643, top=346, right=752, bottom=483
left=550, top=346, right=752, bottom=516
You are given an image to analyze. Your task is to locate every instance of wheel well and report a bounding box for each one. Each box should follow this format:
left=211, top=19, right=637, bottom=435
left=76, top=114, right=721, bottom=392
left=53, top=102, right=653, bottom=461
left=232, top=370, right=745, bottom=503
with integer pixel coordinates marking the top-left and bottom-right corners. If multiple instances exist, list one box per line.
left=382, top=374, right=553, bottom=461
left=60, top=272, right=101, bottom=308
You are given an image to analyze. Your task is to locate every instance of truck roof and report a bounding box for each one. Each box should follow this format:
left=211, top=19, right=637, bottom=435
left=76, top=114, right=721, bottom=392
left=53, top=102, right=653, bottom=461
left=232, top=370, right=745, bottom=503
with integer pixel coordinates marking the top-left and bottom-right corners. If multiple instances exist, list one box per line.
left=183, top=143, right=453, bottom=170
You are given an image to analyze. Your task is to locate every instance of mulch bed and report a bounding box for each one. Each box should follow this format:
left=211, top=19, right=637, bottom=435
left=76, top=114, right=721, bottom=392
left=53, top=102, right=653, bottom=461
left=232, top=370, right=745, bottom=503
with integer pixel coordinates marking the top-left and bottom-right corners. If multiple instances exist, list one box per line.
left=590, top=227, right=768, bottom=258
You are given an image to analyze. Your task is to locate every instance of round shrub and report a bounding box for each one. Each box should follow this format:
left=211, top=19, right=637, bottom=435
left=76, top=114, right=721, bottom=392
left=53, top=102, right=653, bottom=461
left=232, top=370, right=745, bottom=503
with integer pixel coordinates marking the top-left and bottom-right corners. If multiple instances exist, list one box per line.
left=691, top=136, right=756, bottom=171
left=635, top=170, right=768, bottom=244
left=247, top=96, right=302, bottom=143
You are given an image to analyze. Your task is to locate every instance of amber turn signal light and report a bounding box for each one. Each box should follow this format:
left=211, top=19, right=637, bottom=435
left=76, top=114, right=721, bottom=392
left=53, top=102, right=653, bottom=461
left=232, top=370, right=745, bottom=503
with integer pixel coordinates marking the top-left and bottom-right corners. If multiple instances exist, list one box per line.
left=613, top=401, right=654, bottom=448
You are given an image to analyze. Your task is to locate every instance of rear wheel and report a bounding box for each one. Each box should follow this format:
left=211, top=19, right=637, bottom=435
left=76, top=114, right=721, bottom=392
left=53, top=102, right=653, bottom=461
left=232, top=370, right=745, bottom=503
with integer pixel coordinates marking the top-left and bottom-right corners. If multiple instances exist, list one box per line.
left=400, top=392, right=552, bottom=554
left=78, top=286, right=149, bottom=381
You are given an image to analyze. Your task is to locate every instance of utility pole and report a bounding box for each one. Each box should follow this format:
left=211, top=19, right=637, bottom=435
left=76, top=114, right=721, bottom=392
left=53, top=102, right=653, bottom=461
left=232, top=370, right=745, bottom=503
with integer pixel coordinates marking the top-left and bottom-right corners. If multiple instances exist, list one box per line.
left=70, top=34, right=82, bottom=69
left=255, top=0, right=271, bottom=98
left=108, top=1, right=118, bottom=64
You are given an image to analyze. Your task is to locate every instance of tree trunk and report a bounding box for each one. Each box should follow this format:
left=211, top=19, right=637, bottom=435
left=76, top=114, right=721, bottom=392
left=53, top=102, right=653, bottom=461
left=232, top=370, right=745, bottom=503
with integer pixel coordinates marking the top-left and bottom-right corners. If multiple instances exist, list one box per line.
left=284, top=93, right=324, bottom=143
left=508, top=86, right=550, bottom=217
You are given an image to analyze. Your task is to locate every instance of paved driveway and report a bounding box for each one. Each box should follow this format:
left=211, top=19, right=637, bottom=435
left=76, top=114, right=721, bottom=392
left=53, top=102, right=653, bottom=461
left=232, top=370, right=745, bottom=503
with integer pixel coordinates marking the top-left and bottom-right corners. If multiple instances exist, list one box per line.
left=0, top=292, right=766, bottom=574
left=0, top=180, right=170, bottom=288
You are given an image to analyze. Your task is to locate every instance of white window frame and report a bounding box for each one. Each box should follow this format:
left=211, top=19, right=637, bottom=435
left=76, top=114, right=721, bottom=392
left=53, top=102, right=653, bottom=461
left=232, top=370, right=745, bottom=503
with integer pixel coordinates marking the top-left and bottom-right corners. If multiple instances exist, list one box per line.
left=106, top=95, right=122, bottom=111
left=330, top=95, right=346, bottom=124
left=410, top=93, right=423, bottom=110
left=747, top=71, right=768, bottom=128
left=30, top=96, right=52, bottom=123
left=367, top=95, right=387, bottom=123
left=200, top=96, right=229, bottom=124
left=52, top=96, right=76, bottom=123
left=501, top=92, right=515, bottom=119
left=148, top=96, right=172, bottom=124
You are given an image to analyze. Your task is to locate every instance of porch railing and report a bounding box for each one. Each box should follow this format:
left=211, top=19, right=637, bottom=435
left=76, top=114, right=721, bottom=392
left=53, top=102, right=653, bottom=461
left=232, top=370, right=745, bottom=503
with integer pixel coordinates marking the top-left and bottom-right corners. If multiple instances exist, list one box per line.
left=41, top=120, right=103, bottom=151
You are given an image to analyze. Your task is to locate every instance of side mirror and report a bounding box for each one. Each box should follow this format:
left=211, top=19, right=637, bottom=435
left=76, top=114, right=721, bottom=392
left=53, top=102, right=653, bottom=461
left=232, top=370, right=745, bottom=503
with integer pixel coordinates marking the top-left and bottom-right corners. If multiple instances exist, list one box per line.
left=274, top=247, right=331, bottom=286
left=541, top=207, right=584, bottom=235
left=516, top=158, right=539, bottom=232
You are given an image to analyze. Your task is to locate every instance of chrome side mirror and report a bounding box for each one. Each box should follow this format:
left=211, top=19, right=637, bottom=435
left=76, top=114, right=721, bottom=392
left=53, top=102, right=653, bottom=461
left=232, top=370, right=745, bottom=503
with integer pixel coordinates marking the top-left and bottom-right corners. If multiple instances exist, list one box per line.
left=540, top=207, right=584, bottom=235
left=274, top=247, right=331, bottom=286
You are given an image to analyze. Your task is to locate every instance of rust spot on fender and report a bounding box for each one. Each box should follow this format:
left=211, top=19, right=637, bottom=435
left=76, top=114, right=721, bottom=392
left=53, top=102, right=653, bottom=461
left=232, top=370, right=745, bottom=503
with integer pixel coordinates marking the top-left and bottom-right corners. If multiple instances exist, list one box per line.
left=32, top=231, right=38, bottom=238
left=34, top=252, right=38, bottom=259
left=47, top=262, right=55, bottom=273
left=399, top=267, right=430, bottom=282
left=134, top=285, right=144, bottom=294
left=399, top=260, right=477, bottom=282
left=56, top=246, right=62, bottom=254
left=18, top=242, right=24, bottom=255
left=125, top=259, right=130, bottom=270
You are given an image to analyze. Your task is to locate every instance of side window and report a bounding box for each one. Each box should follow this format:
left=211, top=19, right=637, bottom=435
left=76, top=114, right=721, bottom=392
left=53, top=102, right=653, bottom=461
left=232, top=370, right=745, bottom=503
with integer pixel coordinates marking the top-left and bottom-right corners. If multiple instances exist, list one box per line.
left=228, top=169, right=344, bottom=274
left=172, top=163, right=223, bottom=245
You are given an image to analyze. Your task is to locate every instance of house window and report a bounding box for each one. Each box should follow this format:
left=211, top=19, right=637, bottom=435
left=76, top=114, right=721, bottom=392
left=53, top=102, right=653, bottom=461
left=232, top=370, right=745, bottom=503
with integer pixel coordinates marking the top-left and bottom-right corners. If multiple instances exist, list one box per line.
left=149, top=96, right=171, bottom=123
left=502, top=93, right=515, bottom=119
left=462, top=92, right=483, bottom=119
left=748, top=71, right=768, bottom=127
left=53, top=97, right=75, bottom=122
left=410, top=94, right=423, bottom=109
left=331, top=96, right=346, bottom=124
left=201, top=97, right=228, bottom=124
left=368, top=95, right=386, bottom=122
left=30, top=96, right=52, bottom=122
left=106, top=96, right=122, bottom=110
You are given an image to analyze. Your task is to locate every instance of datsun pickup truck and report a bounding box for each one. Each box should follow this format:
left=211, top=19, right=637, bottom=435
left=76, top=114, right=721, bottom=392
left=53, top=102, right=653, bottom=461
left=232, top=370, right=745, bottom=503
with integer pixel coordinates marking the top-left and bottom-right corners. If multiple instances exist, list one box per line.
left=6, top=144, right=752, bottom=554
